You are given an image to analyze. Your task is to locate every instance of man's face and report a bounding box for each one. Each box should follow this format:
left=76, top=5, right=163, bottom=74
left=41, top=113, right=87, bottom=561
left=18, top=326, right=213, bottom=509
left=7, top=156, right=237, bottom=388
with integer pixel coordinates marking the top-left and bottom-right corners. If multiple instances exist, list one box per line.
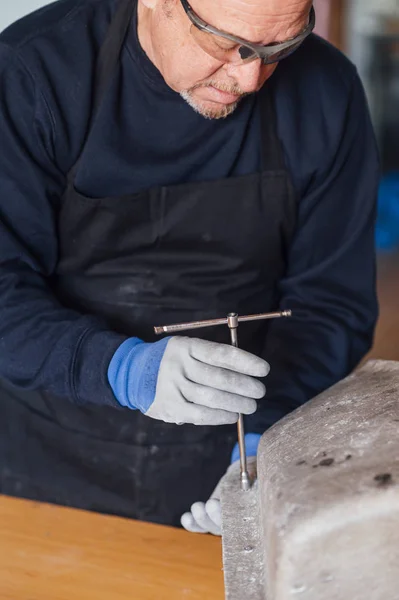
left=138, top=0, right=312, bottom=119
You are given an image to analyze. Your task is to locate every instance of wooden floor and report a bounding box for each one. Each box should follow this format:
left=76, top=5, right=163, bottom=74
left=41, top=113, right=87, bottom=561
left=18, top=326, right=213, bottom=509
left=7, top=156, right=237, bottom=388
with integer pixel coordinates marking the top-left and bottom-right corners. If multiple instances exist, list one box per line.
left=368, top=252, right=399, bottom=362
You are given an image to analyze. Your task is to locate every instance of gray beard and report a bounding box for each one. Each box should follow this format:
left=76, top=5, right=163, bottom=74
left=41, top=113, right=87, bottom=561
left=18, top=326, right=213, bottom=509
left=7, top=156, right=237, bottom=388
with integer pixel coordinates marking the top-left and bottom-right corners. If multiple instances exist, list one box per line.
left=180, top=90, right=240, bottom=120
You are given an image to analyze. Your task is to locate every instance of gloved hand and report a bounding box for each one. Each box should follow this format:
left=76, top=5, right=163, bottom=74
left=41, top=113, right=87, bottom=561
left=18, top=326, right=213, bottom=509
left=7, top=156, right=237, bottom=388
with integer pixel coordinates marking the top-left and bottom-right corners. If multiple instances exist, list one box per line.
left=108, top=336, right=269, bottom=426
left=181, top=454, right=258, bottom=536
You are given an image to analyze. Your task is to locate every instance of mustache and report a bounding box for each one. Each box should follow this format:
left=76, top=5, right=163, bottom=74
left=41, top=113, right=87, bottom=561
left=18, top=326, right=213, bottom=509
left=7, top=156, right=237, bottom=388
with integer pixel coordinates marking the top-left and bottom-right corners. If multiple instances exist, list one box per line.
left=189, top=79, right=248, bottom=97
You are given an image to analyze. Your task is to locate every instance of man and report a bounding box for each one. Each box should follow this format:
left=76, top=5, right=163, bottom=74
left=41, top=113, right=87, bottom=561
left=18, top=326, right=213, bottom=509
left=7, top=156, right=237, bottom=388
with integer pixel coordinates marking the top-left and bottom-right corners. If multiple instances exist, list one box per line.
left=0, top=0, right=378, bottom=535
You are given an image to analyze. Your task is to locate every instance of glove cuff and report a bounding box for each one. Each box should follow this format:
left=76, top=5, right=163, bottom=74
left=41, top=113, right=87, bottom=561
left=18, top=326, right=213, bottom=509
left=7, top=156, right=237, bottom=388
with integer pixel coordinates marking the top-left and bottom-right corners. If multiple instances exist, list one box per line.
left=107, top=337, right=169, bottom=411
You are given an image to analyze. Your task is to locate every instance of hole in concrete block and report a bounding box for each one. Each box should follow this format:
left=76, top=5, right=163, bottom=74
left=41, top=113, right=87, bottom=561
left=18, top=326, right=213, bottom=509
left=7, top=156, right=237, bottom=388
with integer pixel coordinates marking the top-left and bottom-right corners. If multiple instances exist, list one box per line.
left=374, top=473, right=393, bottom=486
left=319, top=458, right=335, bottom=467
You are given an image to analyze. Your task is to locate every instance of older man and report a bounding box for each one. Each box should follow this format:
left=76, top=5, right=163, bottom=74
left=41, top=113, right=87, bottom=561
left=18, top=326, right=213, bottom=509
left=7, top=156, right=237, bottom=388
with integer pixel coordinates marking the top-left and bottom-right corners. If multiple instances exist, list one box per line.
left=0, top=0, right=378, bottom=534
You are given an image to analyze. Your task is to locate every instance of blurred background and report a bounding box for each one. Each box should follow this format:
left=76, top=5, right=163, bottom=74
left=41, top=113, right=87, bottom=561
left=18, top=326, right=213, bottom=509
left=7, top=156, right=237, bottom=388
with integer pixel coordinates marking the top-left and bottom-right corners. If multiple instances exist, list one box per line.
left=1, top=0, right=399, bottom=362
left=313, top=0, right=399, bottom=362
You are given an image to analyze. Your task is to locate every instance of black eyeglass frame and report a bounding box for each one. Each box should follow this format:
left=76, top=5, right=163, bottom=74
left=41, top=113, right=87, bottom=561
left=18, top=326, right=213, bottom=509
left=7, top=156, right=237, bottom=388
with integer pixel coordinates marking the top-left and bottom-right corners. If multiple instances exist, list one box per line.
left=180, top=0, right=316, bottom=64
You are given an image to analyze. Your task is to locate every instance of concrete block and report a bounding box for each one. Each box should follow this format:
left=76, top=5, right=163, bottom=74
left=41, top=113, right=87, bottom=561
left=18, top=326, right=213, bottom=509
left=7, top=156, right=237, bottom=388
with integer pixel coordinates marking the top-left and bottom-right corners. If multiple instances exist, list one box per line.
left=221, top=360, right=399, bottom=600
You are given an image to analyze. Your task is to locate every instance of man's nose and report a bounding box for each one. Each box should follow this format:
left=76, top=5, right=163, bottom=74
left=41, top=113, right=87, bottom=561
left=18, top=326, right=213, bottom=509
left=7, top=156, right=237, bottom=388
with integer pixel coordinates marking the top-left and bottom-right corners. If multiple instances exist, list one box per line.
left=224, top=60, right=275, bottom=94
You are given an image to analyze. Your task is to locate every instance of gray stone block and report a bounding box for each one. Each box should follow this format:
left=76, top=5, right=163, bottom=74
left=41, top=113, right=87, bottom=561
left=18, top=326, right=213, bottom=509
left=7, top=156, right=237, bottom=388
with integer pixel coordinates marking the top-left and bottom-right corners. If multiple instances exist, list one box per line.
left=221, top=360, right=399, bottom=600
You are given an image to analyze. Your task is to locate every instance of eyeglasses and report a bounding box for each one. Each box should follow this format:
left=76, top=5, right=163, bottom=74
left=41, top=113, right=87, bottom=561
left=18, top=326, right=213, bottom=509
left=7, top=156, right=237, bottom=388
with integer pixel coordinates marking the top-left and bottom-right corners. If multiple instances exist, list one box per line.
left=180, top=0, right=316, bottom=66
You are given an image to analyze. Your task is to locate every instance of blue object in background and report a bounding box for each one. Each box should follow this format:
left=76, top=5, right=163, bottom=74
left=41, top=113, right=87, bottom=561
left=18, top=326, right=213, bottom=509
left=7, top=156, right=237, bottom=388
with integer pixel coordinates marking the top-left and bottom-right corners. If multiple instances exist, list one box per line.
left=376, top=173, right=399, bottom=251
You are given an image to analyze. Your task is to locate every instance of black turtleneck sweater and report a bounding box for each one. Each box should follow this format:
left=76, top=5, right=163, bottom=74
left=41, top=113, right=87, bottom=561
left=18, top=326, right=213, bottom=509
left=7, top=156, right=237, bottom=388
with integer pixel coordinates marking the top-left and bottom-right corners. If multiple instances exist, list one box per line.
left=0, top=0, right=379, bottom=429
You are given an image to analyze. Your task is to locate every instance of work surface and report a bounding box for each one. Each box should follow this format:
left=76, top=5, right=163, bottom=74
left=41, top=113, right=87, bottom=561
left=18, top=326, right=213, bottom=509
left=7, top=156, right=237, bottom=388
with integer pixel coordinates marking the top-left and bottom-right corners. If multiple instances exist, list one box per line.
left=0, top=495, right=224, bottom=600
left=0, top=253, right=398, bottom=600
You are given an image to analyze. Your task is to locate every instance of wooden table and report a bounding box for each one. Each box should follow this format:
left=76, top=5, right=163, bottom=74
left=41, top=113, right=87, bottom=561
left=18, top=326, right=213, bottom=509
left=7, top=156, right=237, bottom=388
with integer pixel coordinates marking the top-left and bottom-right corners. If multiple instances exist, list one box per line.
left=0, top=495, right=224, bottom=600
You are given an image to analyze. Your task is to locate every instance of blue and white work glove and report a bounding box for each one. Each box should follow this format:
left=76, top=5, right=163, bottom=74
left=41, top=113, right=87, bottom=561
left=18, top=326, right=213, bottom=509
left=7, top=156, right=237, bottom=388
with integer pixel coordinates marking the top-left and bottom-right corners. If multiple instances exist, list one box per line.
left=180, top=434, right=260, bottom=536
left=108, top=337, right=269, bottom=426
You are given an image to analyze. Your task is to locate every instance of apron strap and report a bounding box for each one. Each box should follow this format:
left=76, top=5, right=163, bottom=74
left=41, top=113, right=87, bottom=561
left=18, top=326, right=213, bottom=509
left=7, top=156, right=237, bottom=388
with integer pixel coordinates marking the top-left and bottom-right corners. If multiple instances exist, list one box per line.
left=67, top=0, right=135, bottom=183
left=259, top=85, right=286, bottom=172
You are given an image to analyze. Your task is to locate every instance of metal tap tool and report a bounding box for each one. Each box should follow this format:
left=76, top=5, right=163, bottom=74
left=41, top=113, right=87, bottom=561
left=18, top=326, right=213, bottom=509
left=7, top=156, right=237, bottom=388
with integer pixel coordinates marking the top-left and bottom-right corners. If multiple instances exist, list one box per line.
left=154, top=309, right=292, bottom=491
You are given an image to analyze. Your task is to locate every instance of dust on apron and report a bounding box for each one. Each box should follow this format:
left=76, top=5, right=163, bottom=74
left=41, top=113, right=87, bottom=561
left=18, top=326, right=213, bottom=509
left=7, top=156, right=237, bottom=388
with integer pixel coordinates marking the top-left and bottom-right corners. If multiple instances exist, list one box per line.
left=0, top=0, right=296, bottom=526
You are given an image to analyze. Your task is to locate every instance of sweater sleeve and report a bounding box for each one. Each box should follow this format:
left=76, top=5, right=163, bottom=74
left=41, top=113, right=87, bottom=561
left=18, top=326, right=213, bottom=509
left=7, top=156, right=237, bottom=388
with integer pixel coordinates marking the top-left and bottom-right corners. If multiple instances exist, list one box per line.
left=0, top=43, right=127, bottom=407
left=247, top=72, right=380, bottom=433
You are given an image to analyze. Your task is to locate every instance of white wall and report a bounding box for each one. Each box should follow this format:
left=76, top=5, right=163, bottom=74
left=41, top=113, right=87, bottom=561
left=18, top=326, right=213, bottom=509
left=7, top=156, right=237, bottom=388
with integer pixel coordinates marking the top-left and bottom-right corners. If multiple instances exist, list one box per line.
left=346, top=0, right=399, bottom=143
left=347, top=0, right=399, bottom=70
left=0, top=0, right=51, bottom=32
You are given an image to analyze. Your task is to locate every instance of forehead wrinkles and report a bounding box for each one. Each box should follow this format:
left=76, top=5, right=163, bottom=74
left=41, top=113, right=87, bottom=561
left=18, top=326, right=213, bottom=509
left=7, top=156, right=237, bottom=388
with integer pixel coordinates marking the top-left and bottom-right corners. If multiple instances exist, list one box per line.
left=189, top=0, right=311, bottom=44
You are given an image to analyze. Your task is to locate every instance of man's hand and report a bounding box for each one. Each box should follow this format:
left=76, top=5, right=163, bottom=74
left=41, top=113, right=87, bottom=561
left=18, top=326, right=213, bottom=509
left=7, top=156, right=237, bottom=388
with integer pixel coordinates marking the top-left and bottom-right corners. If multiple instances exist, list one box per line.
left=108, top=337, right=269, bottom=426
left=147, top=337, right=268, bottom=425
left=181, top=456, right=257, bottom=536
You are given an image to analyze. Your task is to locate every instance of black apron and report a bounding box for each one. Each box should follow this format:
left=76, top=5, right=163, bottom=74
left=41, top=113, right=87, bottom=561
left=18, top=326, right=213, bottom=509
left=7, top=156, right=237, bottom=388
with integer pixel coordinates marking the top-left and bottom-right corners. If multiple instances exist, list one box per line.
left=0, top=0, right=296, bottom=526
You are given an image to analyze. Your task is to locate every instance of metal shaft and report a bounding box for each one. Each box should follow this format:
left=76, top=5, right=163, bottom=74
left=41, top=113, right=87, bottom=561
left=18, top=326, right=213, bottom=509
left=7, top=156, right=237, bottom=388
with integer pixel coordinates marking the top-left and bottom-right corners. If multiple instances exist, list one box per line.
left=154, top=309, right=291, bottom=335
left=227, top=313, right=251, bottom=492
left=154, top=309, right=292, bottom=492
